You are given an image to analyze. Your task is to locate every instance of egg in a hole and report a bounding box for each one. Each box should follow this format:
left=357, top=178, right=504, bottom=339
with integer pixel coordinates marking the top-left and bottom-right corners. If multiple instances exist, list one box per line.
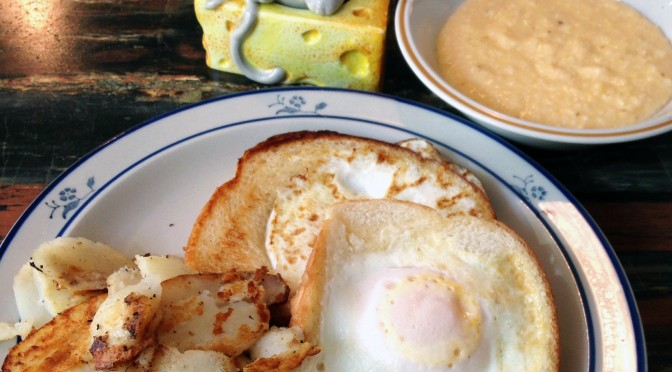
left=290, top=199, right=559, bottom=371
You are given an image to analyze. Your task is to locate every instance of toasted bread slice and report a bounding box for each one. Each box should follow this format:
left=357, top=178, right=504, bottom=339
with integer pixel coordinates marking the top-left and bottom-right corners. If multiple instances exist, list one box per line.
left=291, top=199, right=558, bottom=371
left=185, top=131, right=494, bottom=292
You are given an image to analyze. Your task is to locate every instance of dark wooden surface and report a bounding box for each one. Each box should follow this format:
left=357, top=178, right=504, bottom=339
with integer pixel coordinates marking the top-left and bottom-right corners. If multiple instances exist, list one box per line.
left=0, top=0, right=670, bottom=370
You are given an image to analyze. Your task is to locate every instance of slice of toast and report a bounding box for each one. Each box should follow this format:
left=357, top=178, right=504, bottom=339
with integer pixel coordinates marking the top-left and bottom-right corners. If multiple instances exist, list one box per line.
left=185, top=131, right=494, bottom=292
left=291, top=199, right=559, bottom=371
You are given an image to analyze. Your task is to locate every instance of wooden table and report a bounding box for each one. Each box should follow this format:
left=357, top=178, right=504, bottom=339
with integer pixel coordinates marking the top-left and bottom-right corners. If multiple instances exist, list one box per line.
left=1, top=0, right=670, bottom=370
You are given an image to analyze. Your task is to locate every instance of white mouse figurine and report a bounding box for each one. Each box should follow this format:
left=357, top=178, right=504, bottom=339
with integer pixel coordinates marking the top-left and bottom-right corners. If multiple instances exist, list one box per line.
left=204, top=0, right=346, bottom=84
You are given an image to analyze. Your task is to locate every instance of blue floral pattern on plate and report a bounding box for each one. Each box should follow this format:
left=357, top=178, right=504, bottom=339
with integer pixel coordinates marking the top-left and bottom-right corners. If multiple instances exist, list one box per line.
left=45, top=177, right=96, bottom=219
left=269, top=94, right=327, bottom=115
left=512, top=174, right=547, bottom=201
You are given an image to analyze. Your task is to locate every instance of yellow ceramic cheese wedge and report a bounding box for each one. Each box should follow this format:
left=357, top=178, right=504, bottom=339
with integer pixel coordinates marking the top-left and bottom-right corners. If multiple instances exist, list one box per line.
left=194, top=0, right=390, bottom=91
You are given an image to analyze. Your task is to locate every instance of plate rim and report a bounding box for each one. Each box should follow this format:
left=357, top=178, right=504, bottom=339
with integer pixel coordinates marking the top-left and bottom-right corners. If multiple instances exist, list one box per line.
left=0, top=87, right=645, bottom=371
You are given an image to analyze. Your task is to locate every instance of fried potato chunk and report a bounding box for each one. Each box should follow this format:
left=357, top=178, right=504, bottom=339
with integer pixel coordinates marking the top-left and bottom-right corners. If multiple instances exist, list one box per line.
left=89, top=277, right=162, bottom=370
left=157, top=268, right=288, bottom=357
left=0, top=321, right=32, bottom=342
left=148, top=344, right=236, bottom=371
left=30, top=237, right=133, bottom=292
left=245, top=326, right=320, bottom=371
left=13, top=237, right=132, bottom=328
left=134, top=254, right=197, bottom=283
left=2, top=294, right=105, bottom=372
left=12, top=263, right=53, bottom=330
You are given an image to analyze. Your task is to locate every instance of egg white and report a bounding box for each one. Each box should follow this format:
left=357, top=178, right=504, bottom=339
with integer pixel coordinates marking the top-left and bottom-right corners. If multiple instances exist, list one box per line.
left=315, top=248, right=521, bottom=371
left=265, top=144, right=479, bottom=292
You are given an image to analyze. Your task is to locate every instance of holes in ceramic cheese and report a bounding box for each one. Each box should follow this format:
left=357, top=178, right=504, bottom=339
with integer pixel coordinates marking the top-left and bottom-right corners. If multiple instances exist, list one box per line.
left=340, top=50, right=369, bottom=77
left=302, top=29, right=321, bottom=44
left=352, top=7, right=371, bottom=18
left=216, top=58, right=233, bottom=69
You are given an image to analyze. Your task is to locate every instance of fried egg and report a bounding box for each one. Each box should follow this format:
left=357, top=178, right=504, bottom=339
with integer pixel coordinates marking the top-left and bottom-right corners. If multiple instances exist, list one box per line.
left=265, top=140, right=486, bottom=291
left=360, top=269, right=483, bottom=368
left=318, top=261, right=496, bottom=371
left=292, top=200, right=558, bottom=371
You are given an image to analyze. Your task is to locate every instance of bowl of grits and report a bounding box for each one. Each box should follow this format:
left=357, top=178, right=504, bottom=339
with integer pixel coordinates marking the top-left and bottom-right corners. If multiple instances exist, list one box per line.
left=395, top=0, right=672, bottom=148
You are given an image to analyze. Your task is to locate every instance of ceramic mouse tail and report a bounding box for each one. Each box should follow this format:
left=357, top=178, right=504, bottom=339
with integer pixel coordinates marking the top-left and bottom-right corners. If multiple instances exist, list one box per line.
left=230, top=0, right=287, bottom=84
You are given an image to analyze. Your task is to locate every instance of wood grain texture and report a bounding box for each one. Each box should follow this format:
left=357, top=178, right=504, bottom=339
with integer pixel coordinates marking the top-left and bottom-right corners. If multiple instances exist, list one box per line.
left=0, top=184, right=44, bottom=240
left=584, top=202, right=672, bottom=253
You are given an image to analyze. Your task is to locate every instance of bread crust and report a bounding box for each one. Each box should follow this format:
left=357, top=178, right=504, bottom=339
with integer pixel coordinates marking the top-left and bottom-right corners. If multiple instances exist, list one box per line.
left=185, top=131, right=494, bottom=289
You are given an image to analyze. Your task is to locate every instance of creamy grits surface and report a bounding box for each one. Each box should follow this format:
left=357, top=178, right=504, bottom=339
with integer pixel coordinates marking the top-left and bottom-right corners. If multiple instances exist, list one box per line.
left=436, top=0, right=672, bottom=129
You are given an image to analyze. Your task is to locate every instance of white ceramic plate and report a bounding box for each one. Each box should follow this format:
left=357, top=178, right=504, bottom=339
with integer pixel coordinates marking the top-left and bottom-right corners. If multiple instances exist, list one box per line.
left=395, top=0, right=672, bottom=148
left=0, top=88, right=644, bottom=370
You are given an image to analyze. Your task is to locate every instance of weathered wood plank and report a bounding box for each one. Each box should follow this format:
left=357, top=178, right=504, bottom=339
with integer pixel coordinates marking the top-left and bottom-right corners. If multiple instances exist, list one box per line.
left=0, top=184, right=44, bottom=240
left=584, top=202, right=672, bottom=252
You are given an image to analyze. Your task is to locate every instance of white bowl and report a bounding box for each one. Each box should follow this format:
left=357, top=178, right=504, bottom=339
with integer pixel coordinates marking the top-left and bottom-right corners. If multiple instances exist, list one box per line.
left=395, top=0, right=672, bottom=148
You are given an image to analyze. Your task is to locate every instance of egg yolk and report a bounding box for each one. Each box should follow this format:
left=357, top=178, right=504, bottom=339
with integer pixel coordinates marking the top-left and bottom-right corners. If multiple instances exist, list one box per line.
left=368, top=271, right=482, bottom=368
left=389, top=284, right=464, bottom=344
